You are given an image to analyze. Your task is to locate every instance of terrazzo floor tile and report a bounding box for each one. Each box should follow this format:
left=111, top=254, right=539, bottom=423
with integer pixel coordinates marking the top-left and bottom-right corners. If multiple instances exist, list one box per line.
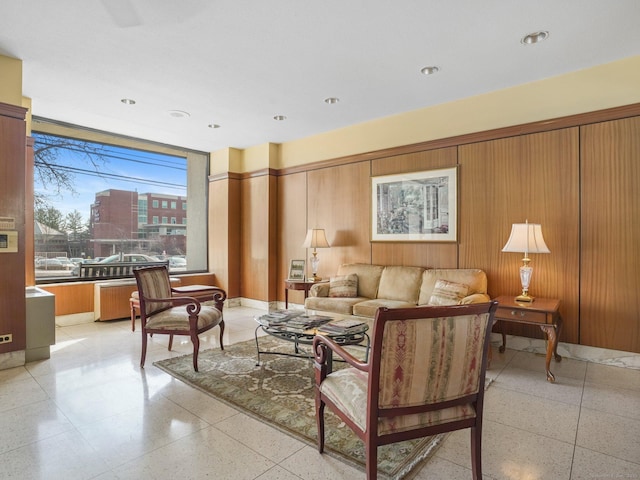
left=483, top=385, right=580, bottom=443
left=110, top=425, right=275, bottom=480
left=437, top=420, right=575, bottom=480
left=0, top=305, right=637, bottom=479
left=215, top=412, right=307, bottom=463
left=576, top=407, right=640, bottom=464
left=569, top=446, right=640, bottom=480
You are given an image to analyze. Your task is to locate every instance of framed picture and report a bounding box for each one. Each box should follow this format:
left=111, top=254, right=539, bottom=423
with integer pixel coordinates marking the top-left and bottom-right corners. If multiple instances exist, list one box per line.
left=288, top=259, right=306, bottom=280
left=372, top=167, right=457, bottom=242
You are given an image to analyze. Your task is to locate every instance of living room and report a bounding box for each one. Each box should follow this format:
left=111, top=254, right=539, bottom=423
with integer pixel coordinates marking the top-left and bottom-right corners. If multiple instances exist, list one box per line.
left=1, top=2, right=640, bottom=478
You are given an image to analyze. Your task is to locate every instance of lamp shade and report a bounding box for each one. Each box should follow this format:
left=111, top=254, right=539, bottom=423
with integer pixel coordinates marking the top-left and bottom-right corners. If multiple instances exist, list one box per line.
left=502, top=222, right=550, bottom=255
left=302, top=229, right=330, bottom=249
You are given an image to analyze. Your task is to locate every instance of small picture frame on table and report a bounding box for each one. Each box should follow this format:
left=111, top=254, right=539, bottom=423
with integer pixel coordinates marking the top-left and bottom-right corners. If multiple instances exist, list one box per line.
left=288, top=259, right=306, bottom=281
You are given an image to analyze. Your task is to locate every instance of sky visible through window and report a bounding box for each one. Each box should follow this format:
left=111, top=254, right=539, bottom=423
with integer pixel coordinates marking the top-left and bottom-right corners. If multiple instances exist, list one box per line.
left=33, top=133, right=187, bottom=223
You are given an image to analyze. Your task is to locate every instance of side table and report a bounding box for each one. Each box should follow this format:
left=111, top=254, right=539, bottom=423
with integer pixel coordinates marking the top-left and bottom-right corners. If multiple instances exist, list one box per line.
left=493, top=295, right=563, bottom=382
left=284, top=279, right=327, bottom=308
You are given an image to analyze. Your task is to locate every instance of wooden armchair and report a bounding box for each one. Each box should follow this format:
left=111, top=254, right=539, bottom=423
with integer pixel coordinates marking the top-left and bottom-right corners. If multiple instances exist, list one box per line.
left=313, top=302, right=498, bottom=479
left=133, top=265, right=226, bottom=371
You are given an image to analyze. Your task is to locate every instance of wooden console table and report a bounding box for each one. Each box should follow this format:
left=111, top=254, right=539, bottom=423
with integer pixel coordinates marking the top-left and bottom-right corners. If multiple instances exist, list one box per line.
left=284, top=279, right=327, bottom=308
left=493, top=295, right=563, bottom=382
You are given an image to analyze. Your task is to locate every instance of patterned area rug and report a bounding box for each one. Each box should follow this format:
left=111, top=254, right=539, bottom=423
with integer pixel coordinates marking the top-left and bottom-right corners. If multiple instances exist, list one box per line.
left=154, top=336, right=445, bottom=479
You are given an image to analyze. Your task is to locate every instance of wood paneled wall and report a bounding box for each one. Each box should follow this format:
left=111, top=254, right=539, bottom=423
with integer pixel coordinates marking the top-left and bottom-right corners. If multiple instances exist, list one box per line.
left=258, top=109, right=639, bottom=352
left=307, top=161, right=372, bottom=277
left=458, top=128, right=580, bottom=343
left=41, top=283, right=94, bottom=316
left=208, top=174, right=241, bottom=297
left=40, top=273, right=217, bottom=318
left=25, top=137, right=35, bottom=286
left=239, top=171, right=277, bottom=301
left=277, top=172, right=308, bottom=305
left=0, top=104, right=27, bottom=354
left=580, top=117, right=640, bottom=352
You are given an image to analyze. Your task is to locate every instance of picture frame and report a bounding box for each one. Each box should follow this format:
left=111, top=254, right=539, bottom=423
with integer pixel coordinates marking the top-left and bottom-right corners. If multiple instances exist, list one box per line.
left=288, top=259, right=306, bottom=281
left=372, top=167, right=457, bottom=242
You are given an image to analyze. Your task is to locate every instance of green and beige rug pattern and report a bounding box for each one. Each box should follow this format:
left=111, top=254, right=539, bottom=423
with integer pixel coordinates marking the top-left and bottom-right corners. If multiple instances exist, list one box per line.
left=154, top=336, right=444, bottom=479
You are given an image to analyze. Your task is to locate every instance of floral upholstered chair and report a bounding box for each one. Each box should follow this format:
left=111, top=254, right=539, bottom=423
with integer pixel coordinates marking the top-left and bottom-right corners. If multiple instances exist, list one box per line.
left=134, top=265, right=226, bottom=371
left=313, top=302, right=498, bottom=480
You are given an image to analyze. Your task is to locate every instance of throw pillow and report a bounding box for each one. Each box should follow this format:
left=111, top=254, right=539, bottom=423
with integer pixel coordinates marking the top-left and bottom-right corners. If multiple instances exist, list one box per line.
left=329, top=274, right=358, bottom=298
left=428, top=279, right=469, bottom=306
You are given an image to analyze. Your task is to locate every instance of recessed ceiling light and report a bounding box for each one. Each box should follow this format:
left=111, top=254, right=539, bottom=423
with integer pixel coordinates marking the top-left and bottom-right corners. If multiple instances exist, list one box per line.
left=420, top=66, right=440, bottom=75
left=324, top=97, right=340, bottom=104
left=168, top=110, right=190, bottom=118
left=120, top=98, right=136, bottom=105
left=208, top=123, right=220, bottom=129
left=273, top=115, right=287, bottom=121
left=521, top=31, right=549, bottom=45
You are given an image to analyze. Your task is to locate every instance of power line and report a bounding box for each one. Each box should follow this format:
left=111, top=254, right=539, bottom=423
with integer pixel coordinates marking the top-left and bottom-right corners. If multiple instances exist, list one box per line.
left=34, top=139, right=187, bottom=171
left=35, top=161, right=186, bottom=190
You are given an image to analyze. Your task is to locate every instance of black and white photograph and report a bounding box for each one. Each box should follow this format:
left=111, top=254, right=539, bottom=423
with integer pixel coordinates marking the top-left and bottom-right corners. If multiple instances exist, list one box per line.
left=372, top=167, right=457, bottom=242
left=287, top=259, right=306, bottom=280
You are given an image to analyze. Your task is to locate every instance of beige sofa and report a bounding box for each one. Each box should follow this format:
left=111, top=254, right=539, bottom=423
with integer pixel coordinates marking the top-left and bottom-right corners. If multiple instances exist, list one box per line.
left=304, top=263, right=490, bottom=318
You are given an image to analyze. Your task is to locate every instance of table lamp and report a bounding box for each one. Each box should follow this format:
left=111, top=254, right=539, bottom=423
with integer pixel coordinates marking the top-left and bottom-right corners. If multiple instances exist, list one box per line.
left=302, top=228, right=330, bottom=281
left=501, top=220, right=550, bottom=303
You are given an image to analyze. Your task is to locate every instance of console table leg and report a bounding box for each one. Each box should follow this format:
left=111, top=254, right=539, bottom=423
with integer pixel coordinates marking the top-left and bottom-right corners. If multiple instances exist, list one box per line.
left=553, top=315, right=563, bottom=362
left=498, top=321, right=506, bottom=353
left=540, top=325, right=558, bottom=383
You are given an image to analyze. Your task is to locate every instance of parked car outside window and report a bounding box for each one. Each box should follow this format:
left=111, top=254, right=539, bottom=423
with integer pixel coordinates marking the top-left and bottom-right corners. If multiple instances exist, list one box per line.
left=71, top=253, right=161, bottom=275
left=168, top=256, right=187, bottom=271
left=37, top=258, right=69, bottom=270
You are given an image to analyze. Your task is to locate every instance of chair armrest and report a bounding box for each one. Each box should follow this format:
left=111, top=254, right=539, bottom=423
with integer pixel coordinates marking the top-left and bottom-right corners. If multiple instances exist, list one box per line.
left=309, top=283, right=330, bottom=297
left=460, top=293, right=491, bottom=304
left=170, top=286, right=226, bottom=298
left=312, top=334, right=369, bottom=372
left=141, top=295, right=202, bottom=315
left=170, top=286, right=227, bottom=310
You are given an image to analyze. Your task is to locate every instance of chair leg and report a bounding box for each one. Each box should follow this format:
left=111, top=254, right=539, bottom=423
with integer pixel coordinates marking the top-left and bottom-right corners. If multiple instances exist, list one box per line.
left=365, top=441, right=377, bottom=480
left=470, top=426, right=482, bottom=480
left=219, top=319, right=225, bottom=350
left=140, top=332, right=148, bottom=368
left=130, top=301, right=136, bottom=332
left=191, top=333, right=200, bottom=372
left=168, top=334, right=174, bottom=351
left=315, top=395, right=325, bottom=453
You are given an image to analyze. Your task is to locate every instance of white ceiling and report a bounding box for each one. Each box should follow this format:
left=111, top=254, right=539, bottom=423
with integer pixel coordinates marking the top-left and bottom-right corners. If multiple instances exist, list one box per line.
left=1, top=0, right=639, bottom=152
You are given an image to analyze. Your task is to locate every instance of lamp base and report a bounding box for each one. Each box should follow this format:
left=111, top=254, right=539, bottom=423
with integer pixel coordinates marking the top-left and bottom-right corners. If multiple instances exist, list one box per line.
left=310, top=274, right=322, bottom=282
left=515, top=293, right=534, bottom=303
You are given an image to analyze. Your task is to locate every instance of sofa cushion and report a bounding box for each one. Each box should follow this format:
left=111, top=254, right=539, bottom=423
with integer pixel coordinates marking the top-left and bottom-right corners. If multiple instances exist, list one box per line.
left=376, top=266, right=425, bottom=303
left=352, top=299, right=418, bottom=318
left=418, top=269, right=488, bottom=305
left=304, top=296, right=367, bottom=316
left=329, top=274, right=358, bottom=297
left=428, top=279, right=469, bottom=306
left=336, top=264, right=385, bottom=299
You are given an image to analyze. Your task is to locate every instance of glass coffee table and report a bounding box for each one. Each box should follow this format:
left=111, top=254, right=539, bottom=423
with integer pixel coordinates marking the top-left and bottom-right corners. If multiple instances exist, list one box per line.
left=254, top=312, right=370, bottom=371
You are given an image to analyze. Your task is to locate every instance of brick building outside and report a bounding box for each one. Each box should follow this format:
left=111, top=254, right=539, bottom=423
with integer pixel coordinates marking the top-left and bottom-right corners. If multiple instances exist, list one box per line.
left=90, top=189, right=187, bottom=258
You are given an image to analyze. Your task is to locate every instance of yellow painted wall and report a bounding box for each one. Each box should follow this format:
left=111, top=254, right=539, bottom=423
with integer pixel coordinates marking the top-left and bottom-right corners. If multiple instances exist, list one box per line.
left=210, top=147, right=243, bottom=176
left=0, top=55, right=22, bottom=106
left=211, top=143, right=280, bottom=174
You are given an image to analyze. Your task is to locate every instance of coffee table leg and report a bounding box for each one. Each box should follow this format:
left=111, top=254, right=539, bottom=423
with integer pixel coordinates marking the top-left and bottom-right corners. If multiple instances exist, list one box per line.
left=254, top=325, right=262, bottom=366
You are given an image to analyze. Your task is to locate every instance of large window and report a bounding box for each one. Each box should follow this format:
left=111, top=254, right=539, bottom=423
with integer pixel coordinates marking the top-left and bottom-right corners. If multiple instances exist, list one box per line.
left=33, top=120, right=209, bottom=282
